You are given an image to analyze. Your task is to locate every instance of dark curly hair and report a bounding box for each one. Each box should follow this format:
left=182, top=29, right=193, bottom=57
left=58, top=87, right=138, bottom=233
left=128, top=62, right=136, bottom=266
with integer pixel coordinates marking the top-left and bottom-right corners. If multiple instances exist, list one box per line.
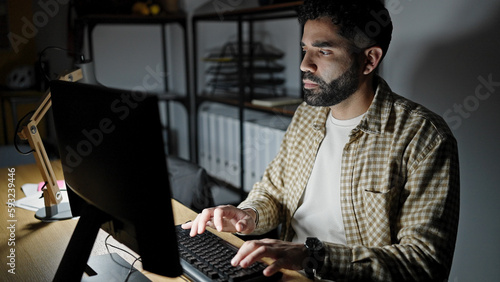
left=298, top=0, right=393, bottom=59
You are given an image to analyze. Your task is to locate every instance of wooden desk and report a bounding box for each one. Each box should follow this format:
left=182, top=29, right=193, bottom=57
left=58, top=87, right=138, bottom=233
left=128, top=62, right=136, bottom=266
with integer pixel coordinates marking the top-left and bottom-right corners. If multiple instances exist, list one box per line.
left=0, top=161, right=309, bottom=281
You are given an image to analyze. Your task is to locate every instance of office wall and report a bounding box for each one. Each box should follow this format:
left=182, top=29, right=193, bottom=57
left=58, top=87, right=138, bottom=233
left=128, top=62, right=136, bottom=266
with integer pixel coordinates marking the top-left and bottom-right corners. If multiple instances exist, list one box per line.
left=381, top=0, right=500, bottom=281
left=0, top=0, right=37, bottom=84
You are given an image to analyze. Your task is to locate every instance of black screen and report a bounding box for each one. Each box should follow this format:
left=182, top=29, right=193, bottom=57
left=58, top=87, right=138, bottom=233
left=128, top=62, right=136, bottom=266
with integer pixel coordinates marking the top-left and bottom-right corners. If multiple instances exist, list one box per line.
left=50, top=80, right=182, bottom=278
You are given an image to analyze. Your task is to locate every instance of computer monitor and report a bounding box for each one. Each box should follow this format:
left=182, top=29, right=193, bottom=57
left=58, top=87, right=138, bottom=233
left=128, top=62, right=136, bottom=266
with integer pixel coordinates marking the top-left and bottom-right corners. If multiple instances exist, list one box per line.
left=49, top=80, right=183, bottom=280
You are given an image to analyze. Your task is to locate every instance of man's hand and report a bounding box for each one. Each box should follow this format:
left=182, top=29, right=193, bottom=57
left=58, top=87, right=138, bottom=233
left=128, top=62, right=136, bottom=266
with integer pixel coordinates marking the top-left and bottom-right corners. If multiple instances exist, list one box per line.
left=181, top=205, right=257, bottom=237
left=231, top=239, right=308, bottom=277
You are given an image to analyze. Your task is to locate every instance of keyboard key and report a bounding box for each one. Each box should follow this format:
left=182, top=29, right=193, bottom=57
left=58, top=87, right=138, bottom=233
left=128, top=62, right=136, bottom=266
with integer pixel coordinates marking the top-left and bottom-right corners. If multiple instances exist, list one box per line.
left=176, top=225, right=282, bottom=282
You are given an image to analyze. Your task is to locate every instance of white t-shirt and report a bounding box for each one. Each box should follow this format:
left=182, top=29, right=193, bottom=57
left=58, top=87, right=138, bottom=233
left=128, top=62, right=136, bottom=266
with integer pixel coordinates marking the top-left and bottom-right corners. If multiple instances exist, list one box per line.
left=291, top=112, right=364, bottom=244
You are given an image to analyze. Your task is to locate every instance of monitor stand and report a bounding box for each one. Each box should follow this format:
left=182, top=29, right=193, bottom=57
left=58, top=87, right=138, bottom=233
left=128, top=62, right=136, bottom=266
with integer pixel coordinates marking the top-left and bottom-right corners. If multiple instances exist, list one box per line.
left=53, top=204, right=106, bottom=281
left=83, top=253, right=150, bottom=282
left=53, top=203, right=149, bottom=281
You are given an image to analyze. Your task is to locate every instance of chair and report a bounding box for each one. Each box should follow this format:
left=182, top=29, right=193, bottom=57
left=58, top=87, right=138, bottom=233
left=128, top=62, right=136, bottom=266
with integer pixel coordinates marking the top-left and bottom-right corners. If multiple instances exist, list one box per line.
left=167, top=156, right=214, bottom=213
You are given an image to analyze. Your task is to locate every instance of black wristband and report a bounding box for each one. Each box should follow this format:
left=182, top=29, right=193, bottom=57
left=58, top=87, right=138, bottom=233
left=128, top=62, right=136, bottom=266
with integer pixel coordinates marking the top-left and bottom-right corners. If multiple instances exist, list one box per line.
left=304, top=237, right=325, bottom=279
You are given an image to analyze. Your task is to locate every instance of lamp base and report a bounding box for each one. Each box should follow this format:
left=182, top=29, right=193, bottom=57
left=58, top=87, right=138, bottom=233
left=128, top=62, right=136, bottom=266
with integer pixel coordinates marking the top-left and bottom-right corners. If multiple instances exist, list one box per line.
left=35, top=202, right=74, bottom=221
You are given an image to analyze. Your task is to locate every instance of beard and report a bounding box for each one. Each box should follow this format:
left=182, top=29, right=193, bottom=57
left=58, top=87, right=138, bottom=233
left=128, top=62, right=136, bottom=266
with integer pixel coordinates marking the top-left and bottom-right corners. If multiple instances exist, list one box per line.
left=303, top=60, right=360, bottom=107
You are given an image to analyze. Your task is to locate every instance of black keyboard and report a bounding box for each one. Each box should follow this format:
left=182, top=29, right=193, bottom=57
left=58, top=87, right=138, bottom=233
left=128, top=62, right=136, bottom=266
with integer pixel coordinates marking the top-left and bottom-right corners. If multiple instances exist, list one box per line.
left=176, top=225, right=282, bottom=282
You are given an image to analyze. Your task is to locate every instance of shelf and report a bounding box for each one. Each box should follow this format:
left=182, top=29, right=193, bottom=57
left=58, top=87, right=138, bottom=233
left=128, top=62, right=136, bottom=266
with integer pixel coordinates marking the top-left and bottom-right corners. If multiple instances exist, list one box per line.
left=77, top=12, right=187, bottom=26
left=156, top=92, right=188, bottom=103
left=192, top=1, right=303, bottom=197
left=206, top=78, right=285, bottom=87
left=203, top=41, right=284, bottom=61
left=206, top=64, right=285, bottom=75
left=76, top=12, right=193, bottom=160
left=197, top=92, right=299, bottom=116
left=193, top=1, right=304, bottom=21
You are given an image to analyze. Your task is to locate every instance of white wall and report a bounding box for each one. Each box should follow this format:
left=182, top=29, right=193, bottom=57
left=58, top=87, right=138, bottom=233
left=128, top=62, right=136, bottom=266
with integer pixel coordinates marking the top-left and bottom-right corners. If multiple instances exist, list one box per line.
left=382, top=0, right=500, bottom=281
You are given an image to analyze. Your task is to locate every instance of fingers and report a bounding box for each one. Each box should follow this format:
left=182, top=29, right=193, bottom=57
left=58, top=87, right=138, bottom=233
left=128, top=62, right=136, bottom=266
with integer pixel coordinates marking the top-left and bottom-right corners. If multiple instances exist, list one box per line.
left=181, top=208, right=211, bottom=236
left=231, top=239, right=307, bottom=276
left=213, top=206, right=226, bottom=232
left=232, top=240, right=268, bottom=268
left=180, top=221, right=192, bottom=229
left=183, top=205, right=250, bottom=236
left=180, top=219, right=214, bottom=234
left=235, top=220, right=248, bottom=233
left=232, top=240, right=282, bottom=276
left=215, top=206, right=253, bottom=234
left=191, top=208, right=215, bottom=236
left=262, top=262, right=283, bottom=277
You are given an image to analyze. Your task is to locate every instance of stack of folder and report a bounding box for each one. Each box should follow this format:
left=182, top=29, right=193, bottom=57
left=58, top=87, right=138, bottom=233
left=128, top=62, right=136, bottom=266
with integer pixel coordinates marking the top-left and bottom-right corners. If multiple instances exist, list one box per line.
left=198, top=104, right=291, bottom=191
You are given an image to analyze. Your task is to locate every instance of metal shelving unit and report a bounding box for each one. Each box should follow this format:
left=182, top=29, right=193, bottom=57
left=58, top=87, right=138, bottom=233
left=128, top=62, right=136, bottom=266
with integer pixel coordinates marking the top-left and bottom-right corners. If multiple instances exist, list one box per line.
left=75, top=12, right=193, bottom=159
left=192, top=2, right=304, bottom=199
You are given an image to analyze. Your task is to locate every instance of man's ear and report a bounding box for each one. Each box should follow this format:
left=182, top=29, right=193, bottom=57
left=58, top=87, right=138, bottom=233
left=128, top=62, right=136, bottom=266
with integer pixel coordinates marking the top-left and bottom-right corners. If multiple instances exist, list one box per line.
left=362, top=46, right=383, bottom=75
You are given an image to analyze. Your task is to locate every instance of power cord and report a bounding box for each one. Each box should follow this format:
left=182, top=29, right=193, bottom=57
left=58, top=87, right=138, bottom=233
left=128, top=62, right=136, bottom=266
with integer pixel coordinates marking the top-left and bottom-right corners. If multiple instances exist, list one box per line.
left=104, top=234, right=143, bottom=282
left=103, top=234, right=192, bottom=282
left=14, top=110, right=36, bottom=155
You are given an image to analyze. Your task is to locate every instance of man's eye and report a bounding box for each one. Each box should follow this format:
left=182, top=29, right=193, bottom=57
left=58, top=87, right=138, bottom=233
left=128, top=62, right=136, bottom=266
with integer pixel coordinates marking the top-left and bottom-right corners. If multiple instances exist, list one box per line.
left=320, top=50, right=331, bottom=55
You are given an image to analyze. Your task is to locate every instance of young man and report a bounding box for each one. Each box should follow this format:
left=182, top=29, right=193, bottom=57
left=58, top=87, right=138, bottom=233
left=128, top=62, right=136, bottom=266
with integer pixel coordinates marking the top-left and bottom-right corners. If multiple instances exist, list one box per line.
left=183, top=0, right=460, bottom=281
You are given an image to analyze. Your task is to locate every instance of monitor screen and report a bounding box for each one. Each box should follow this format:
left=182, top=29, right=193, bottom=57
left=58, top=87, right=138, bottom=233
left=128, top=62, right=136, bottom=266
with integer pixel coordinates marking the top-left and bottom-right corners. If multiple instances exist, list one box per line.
left=50, top=80, right=182, bottom=279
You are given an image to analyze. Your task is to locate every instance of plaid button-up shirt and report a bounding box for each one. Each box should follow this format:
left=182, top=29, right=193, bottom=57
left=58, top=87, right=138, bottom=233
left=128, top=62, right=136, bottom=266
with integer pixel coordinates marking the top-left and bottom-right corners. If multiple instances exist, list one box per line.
left=238, top=77, right=460, bottom=281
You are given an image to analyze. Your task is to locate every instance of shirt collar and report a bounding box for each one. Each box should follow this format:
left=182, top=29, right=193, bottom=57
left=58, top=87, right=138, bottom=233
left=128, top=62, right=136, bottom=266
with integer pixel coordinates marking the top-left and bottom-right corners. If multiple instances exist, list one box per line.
left=356, top=75, right=394, bottom=135
left=312, top=106, right=330, bottom=132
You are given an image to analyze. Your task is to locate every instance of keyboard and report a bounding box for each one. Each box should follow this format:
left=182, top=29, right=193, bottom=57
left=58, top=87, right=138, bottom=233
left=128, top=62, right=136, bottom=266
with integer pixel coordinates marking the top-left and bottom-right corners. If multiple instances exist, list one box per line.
left=176, top=225, right=282, bottom=282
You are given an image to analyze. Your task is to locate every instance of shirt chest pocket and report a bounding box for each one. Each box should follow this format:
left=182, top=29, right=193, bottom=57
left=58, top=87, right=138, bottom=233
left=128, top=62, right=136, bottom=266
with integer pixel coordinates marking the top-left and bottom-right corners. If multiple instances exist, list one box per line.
left=361, top=186, right=401, bottom=246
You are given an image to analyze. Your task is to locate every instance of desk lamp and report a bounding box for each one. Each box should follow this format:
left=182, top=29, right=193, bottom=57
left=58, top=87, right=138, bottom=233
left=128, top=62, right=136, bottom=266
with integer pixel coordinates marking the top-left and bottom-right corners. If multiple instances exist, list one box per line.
left=18, top=68, right=83, bottom=221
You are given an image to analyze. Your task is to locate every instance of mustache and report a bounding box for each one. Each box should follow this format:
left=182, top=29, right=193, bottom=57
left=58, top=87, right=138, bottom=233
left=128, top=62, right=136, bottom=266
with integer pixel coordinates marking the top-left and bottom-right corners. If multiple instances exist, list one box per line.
left=302, top=72, right=323, bottom=84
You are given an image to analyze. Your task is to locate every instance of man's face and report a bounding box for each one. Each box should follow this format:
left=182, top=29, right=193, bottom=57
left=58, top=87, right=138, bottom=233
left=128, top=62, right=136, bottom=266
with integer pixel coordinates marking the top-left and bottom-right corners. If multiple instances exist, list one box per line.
left=301, top=18, right=361, bottom=107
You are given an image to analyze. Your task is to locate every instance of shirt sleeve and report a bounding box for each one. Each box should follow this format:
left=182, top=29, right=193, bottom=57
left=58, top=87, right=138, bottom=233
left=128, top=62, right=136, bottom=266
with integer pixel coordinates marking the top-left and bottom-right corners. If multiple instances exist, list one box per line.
left=237, top=103, right=314, bottom=235
left=237, top=127, right=289, bottom=235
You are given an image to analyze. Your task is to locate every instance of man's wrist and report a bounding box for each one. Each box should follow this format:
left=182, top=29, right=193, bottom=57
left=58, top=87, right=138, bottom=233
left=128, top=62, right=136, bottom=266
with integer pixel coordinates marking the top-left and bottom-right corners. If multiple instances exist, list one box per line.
left=241, top=207, right=259, bottom=226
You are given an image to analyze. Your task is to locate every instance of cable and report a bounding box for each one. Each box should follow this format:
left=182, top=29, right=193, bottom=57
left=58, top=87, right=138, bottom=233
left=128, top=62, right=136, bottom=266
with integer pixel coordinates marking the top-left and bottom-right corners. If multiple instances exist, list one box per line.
left=14, top=110, right=36, bottom=155
left=103, top=234, right=191, bottom=282
left=104, top=234, right=143, bottom=282
left=104, top=234, right=142, bottom=265
left=124, top=256, right=142, bottom=282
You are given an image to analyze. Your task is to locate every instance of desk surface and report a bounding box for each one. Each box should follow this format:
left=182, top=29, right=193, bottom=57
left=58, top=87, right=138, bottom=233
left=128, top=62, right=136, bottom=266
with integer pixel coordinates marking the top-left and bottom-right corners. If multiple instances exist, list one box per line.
left=0, top=161, right=308, bottom=281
